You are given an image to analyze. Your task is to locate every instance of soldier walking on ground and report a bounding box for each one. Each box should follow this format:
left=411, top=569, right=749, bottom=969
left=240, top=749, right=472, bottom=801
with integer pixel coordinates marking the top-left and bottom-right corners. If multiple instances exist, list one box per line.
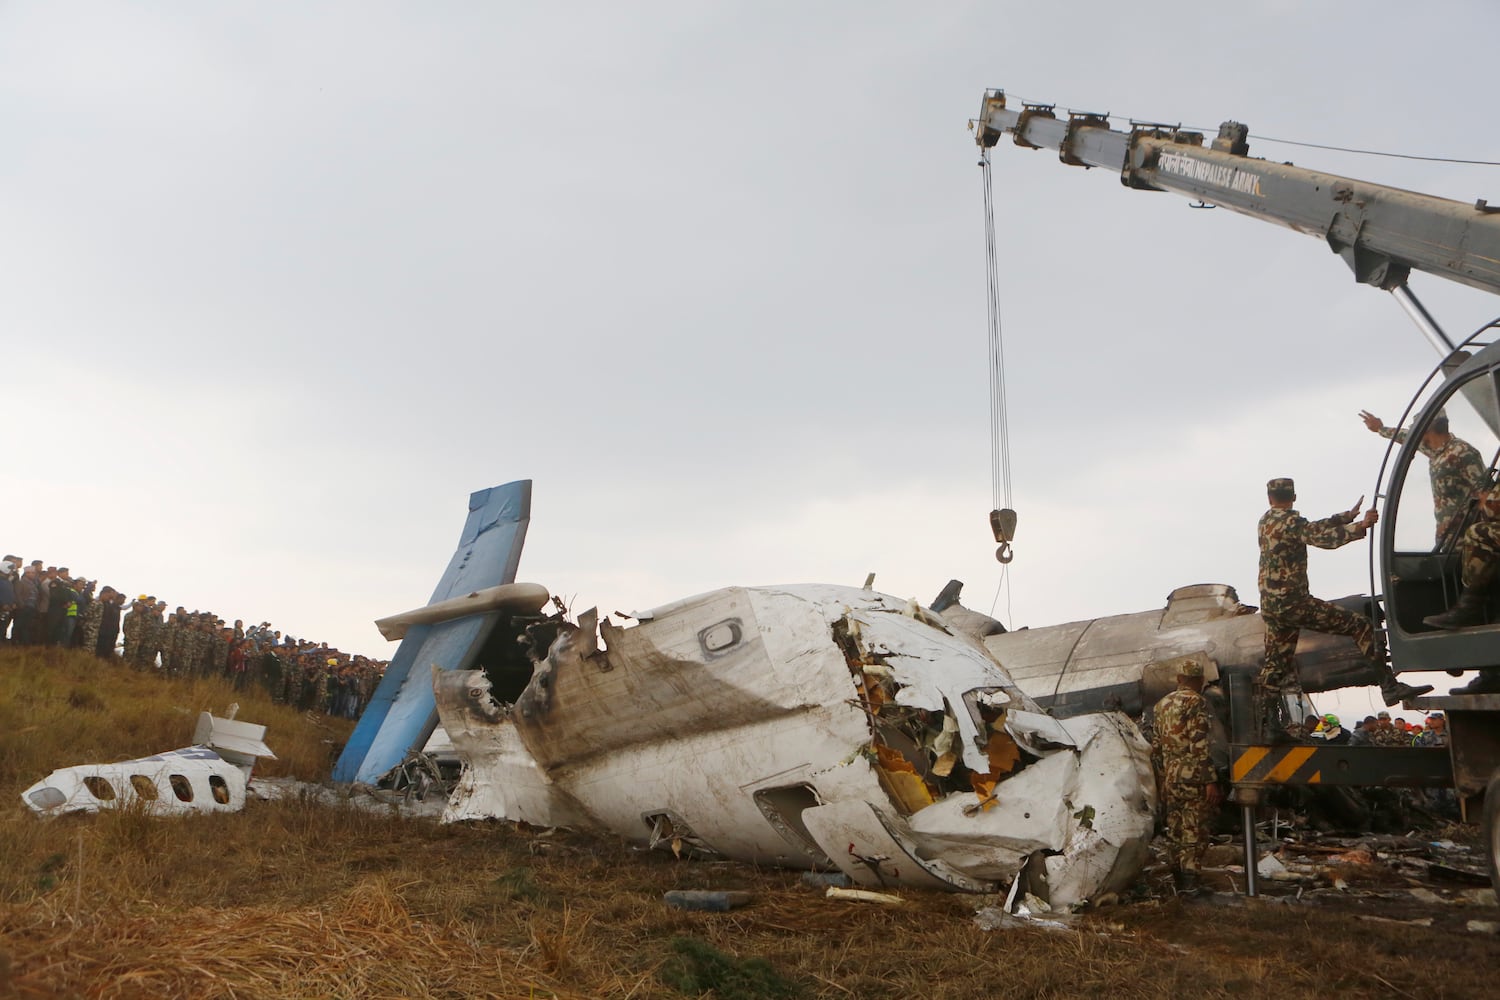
left=1257, top=477, right=1431, bottom=705
left=1360, top=409, right=1488, bottom=547
left=1150, top=658, right=1221, bottom=893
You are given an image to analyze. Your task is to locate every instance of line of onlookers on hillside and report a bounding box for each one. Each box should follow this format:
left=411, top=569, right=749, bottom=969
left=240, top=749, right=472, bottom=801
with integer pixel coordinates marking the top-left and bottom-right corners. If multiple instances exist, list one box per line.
left=0, top=555, right=386, bottom=719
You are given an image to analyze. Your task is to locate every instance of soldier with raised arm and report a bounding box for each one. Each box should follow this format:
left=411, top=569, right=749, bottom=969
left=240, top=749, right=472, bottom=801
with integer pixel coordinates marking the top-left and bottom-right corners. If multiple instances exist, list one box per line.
left=1360, top=409, right=1489, bottom=547
left=1257, top=477, right=1431, bottom=705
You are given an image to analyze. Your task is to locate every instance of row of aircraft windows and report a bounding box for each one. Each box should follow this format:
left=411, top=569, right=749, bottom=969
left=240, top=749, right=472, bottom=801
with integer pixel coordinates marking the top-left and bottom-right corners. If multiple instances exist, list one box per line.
left=81, top=773, right=232, bottom=805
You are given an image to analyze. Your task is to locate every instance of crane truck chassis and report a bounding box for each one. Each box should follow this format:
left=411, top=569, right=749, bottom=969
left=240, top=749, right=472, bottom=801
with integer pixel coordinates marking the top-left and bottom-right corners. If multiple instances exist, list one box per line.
left=974, top=88, right=1500, bottom=894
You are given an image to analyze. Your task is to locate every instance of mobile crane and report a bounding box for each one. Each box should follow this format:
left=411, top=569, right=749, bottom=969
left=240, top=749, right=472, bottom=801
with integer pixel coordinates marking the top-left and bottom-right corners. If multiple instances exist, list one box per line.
left=974, top=89, right=1500, bottom=893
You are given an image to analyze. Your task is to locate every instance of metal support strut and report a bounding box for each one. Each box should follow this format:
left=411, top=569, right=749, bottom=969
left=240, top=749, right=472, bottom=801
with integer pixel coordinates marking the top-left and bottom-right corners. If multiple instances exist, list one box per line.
left=1242, top=803, right=1259, bottom=897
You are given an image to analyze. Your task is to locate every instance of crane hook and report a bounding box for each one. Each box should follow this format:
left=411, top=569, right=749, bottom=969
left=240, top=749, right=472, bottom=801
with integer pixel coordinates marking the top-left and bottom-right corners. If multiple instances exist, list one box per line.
left=990, top=508, right=1017, bottom=564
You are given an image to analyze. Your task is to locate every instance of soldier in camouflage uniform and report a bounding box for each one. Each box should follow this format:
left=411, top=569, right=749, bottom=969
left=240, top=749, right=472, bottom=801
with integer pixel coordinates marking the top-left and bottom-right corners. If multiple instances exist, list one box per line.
left=1257, top=477, right=1431, bottom=705
left=1373, top=713, right=1410, bottom=747
left=78, top=587, right=108, bottom=658
left=1362, top=410, right=1488, bottom=547
left=1422, top=485, right=1500, bottom=692
left=207, top=624, right=229, bottom=678
left=121, top=597, right=146, bottom=668
left=187, top=615, right=209, bottom=677
left=146, top=601, right=168, bottom=669
left=1149, top=657, right=1221, bottom=891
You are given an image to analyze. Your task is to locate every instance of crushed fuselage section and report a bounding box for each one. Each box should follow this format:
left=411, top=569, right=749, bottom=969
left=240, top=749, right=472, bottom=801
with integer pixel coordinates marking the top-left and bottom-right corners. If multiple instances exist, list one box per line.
left=435, top=583, right=1155, bottom=906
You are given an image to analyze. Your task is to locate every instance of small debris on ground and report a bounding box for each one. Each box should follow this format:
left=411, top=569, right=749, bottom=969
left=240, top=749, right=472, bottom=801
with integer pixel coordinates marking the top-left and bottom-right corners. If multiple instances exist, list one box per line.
left=663, top=890, right=754, bottom=912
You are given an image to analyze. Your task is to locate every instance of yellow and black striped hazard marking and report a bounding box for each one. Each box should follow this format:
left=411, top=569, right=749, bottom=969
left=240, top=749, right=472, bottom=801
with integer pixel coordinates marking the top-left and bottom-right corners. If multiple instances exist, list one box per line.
left=1230, top=744, right=1453, bottom=788
left=1232, top=745, right=1323, bottom=784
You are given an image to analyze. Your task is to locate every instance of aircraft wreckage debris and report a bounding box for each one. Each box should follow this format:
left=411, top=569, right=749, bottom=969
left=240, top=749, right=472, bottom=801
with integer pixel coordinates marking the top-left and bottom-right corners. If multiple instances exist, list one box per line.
left=434, top=583, right=1157, bottom=908
left=21, top=710, right=275, bottom=818
left=663, top=890, right=755, bottom=912
left=825, top=887, right=905, bottom=906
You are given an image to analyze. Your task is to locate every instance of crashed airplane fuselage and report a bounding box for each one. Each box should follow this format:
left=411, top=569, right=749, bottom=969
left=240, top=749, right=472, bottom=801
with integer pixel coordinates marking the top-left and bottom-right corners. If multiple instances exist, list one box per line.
left=938, top=583, right=1385, bottom=718
left=435, top=583, right=1156, bottom=907
left=22, top=712, right=275, bottom=818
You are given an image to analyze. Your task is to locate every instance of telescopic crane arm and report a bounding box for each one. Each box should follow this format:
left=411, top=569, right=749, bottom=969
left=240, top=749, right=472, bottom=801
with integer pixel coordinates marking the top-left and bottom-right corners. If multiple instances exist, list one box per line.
left=974, top=90, right=1500, bottom=340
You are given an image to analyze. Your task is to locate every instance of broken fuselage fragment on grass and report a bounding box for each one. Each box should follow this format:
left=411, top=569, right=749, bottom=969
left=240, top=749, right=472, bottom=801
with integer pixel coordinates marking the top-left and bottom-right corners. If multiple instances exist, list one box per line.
left=21, top=712, right=276, bottom=818
left=435, top=583, right=1155, bottom=907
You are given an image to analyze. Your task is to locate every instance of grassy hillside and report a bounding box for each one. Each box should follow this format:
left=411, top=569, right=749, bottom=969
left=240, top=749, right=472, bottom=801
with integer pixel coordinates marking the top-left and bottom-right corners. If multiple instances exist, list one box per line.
left=1, top=647, right=1495, bottom=999
left=0, top=646, right=352, bottom=796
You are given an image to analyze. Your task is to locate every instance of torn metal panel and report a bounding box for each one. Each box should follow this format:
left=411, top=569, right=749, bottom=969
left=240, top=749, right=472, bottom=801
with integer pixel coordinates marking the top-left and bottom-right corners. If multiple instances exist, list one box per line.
left=436, top=583, right=1157, bottom=907
left=191, top=711, right=275, bottom=779
left=434, top=667, right=592, bottom=828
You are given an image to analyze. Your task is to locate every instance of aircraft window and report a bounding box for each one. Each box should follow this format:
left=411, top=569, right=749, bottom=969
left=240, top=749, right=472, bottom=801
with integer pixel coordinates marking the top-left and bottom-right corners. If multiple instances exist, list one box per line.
left=82, top=776, right=116, bottom=801
left=209, top=775, right=230, bottom=804
left=1390, top=375, right=1500, bottom=553
left=28, top=787, right=66, bottom=810
left=168, top=774, right=194, bottom=802
left=698, top=619, right=743, bottom=656
left=129, top=775, right=160, bottom=800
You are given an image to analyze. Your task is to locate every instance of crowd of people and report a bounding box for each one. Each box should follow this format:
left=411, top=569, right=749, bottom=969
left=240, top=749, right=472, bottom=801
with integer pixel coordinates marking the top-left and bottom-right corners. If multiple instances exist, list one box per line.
left=1289, top=710, right=1448, bottom=747
left=0, top=555, right=387, bottom=719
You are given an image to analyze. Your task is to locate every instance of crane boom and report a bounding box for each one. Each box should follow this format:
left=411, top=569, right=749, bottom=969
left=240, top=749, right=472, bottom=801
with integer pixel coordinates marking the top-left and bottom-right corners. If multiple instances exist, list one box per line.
left=974, top=90, right=1500, bottom=299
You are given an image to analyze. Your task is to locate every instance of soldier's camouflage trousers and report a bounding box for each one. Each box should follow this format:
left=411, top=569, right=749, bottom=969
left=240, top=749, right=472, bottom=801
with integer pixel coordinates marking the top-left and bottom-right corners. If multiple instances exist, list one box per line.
left=79, top=617, right=101, bottom=656
left=1262, top=596, right=1381, bottom=686
left=1460, top=520, right=1500, bottom=589
left=1163, top=780, right=1214, bottom=873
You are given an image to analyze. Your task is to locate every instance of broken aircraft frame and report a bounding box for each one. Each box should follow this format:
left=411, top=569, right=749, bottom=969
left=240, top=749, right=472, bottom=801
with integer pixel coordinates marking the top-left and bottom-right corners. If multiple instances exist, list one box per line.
left=21, top=711, right=276, bottom=818
left=432, top=582, right=1157, bottom=908
left=347, top=481, right=1392, bottom=905
left=934, top=581, right=1384, bottom=719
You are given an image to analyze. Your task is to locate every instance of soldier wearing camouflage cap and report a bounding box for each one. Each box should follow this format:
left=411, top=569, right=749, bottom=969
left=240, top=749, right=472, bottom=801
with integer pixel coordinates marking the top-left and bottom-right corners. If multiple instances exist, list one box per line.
left=1149, top=654, right=1220, bottom=893
left=1257, top=478, right=1430, bottom=705
left=1360, top=409, right=1487, bottom=547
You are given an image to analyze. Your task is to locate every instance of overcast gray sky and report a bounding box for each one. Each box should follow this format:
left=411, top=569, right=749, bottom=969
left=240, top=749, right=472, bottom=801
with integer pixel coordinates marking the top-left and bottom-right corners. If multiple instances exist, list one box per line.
left=6, top=2, right=1499, bottom=721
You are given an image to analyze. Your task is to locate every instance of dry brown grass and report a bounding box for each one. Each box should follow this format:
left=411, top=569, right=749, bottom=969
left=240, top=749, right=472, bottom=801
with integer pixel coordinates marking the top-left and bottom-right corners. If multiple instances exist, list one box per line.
left=2, top=648, right=1497, bottom=998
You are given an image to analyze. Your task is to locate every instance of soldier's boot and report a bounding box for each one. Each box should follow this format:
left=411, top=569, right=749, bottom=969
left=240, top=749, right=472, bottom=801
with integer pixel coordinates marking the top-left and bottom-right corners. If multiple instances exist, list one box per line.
left=1380, top=679, right=1433, bottom=705
left=1423, top=587, right=1490, bottom=630
left=1373, top=660, right=1433, bottom=705
left=1449, top=669, right=1500, bottom=695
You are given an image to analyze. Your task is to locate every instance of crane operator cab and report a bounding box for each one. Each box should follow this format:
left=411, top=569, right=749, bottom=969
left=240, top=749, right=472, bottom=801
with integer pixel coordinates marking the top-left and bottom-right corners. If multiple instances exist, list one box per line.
left=1381, top=335, right=1500, bottom=695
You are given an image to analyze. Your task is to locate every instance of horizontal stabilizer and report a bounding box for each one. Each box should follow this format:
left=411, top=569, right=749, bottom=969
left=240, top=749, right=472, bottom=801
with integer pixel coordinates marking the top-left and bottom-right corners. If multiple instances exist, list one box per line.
left=375, top=582, right=550, bottom=640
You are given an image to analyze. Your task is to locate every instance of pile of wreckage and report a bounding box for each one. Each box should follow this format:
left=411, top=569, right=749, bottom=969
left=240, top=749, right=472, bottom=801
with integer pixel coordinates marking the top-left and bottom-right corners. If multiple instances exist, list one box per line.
left=26, top=481, right=1488, bottom=922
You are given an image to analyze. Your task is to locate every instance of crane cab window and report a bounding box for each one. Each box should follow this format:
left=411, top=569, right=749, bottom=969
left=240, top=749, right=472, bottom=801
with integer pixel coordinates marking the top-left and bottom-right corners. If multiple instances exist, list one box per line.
left=1386, top=364, right=1500, bottom=639
left=1389, top=375, right=1500, bottom=555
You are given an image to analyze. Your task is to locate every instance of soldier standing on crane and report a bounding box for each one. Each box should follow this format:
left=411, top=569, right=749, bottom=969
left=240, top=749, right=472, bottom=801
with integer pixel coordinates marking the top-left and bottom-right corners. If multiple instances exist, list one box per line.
left=1420, top=485, right=1500, bottom=693
left=1359, top=409, right=1488, bottom=547
left=1256, top=477, right=1432, bottom=705
left=1150, top=658, right=1220, bottom=894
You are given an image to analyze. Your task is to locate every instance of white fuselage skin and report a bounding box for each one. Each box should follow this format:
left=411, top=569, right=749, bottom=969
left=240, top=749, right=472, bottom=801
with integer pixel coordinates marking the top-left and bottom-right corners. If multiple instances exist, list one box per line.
left=436, top=583, right=1156, bottom=906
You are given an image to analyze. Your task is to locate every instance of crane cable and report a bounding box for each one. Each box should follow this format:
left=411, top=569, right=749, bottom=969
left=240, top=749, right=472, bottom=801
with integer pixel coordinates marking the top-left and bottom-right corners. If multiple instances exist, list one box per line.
left=980, top=148, right=1017, bottom=569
